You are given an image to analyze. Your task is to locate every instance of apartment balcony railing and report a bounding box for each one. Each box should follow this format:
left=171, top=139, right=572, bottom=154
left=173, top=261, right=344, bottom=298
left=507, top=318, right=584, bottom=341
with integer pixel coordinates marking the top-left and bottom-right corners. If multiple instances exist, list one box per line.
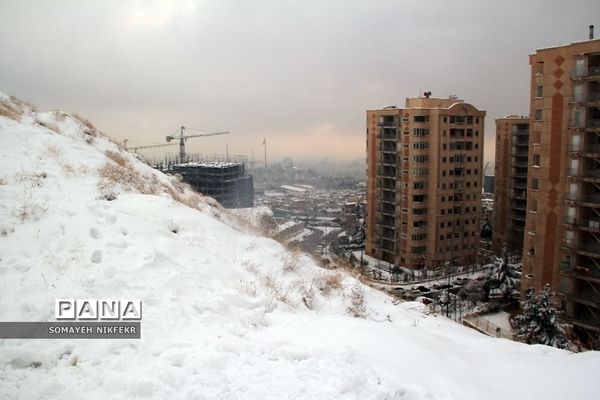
left=512, top=129, right=529, bottom=136
left=568, top=119, right=600, bottom=130
left=378, top=130, right=397, bottom=141
left=571, top=66, right=600, bottom=79
left=565, top=168, right=600, bottom=180
left=568, top=144, right=600, bottom=154
left=565, top=216, right=600, bottom=231
left=565, top=316, right=600, bottom=332
left=378, top=143, right=396, bottom=152
left=377, top=218, right=395, bottom=229
left=570, top=92, right=600, bottom=103
left=563, top=241, right=600, bottom=257
left=565, top=192, right=600, bottom=204
left=563, top=291, right=600, bottom=307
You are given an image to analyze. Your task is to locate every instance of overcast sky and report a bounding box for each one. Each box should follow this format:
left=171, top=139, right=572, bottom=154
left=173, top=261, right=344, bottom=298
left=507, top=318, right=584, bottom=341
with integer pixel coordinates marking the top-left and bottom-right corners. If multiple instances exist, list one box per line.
left=0, top=1, right=598, bottom=167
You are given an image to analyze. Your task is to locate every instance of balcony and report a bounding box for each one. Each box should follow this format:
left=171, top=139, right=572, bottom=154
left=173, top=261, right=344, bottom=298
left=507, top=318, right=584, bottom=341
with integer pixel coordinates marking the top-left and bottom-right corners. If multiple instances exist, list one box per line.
left=379, top=143, right=396, bottom=153
left=563, top=241, right=600, bottom=258
left=565, top=168, right=600, bottom=181
left=565, top=216, right=600, bottom=232
left=560, top=261, right=600, bottom=281
left=568, top=144, right=600, bottom=155
left=512, top=129, right=529, bottom=137
left=570, top=92, right=600, bottom=105
left=568, top=119, right=600, bottom=131
left=377, top=217, right=395, bottom=228
left=563, top=289, right=600, bottom=308
left=378, top=129, right=397, bottom=141
left=571, top=66, right=600, bottom=80
left=565, top=192, right=600, bottom=206
left=565, top=316, right=600, bottom=333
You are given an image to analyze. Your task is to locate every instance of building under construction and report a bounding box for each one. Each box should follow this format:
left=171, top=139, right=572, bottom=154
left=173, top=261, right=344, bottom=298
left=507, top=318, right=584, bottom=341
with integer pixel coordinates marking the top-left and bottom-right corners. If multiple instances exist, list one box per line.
left=170, top=161, right=254, bottom=209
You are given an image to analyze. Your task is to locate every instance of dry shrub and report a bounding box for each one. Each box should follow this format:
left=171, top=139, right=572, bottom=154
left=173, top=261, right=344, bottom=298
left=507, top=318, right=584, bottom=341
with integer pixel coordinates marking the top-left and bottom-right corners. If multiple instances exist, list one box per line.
left=237, top=279, right=257, bottom=297
left=301, top=283, right=315, bottom=309
left=16, top=187, right=47, bottom=221
left=15, top=171, right=46, bottom=188
left=262, top=274, right=292, bottom=306
left=0, top=102, right=21, bottom=121
left=313, top=271, right=343, bottom=296
left=72, top=113, right=99, bottom=137
left=282, top=250, right=301, bottom=273
left=0, top=177, right=6, bottom=185
left=104, top=150, right=128, bottom=167
left=346, top=284, right=367, bottom=318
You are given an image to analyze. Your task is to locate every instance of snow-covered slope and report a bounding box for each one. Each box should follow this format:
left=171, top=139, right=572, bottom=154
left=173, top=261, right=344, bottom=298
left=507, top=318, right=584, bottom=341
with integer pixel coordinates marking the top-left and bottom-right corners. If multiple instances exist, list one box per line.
left=0, top=93, right=599, bottom=400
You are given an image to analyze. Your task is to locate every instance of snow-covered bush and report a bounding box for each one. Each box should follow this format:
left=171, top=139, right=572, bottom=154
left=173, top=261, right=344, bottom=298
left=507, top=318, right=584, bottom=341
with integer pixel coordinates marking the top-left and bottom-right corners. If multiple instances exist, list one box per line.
left=511, top=284, right=568, bottom=349
left=485, top=248, right=521, bottom=306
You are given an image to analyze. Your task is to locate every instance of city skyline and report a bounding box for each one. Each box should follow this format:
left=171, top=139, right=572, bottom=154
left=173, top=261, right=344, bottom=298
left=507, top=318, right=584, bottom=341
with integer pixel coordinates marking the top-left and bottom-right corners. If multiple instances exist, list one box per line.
left=0, top=0, right=597, bottom=166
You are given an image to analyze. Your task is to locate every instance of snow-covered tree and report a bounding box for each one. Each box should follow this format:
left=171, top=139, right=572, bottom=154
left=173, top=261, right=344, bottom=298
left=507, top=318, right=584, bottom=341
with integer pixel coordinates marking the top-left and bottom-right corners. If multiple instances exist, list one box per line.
left=511, top=284, right=568, bottom=349
left=485, top=246, right=521, bottom=305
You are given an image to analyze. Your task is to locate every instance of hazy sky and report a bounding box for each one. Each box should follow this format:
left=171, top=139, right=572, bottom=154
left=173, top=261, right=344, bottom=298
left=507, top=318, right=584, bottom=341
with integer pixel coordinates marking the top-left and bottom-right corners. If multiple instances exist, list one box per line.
left=0, top=1, right=598, bottom=167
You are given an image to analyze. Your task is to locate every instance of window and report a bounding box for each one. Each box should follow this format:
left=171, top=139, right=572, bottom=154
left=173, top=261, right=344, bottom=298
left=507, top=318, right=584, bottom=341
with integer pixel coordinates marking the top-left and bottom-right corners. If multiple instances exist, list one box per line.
left=413, top=128, right=429, bottom=136
left=536, top=85, right=543, bottom=98
left=414, top=115, right=429, bottom=122
left=532, top=154, right=540, bottom=167
left=532, top=177, right=540, bottom=190
left=534, top=109, right=543, bottom=121
left=530, top=199, right=538, bottom=212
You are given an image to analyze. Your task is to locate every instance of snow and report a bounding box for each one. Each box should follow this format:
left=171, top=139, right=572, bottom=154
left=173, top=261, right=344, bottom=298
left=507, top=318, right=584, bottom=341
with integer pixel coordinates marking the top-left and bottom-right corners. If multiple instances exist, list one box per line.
left=1, top=93, right=600, bottom=400
left=280, top=185, right=306, bottom=193
left=175, top=161, right=241, bottom=168
left=481, top=311, right=513, bottom=332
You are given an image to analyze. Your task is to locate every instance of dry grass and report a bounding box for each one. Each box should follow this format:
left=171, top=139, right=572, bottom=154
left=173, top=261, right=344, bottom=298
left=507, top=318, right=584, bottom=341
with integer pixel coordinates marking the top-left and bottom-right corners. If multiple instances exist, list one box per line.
left=104, top=150, right=128, bottom=167
left=0, top=102, right=21, bottom=121
left=262, top=274, right=292, bottom=307
left=16, top=186, right=47, bottom=222
left=282, top=250, right=301, bottom=273
left=36, top=120, right=60, bottom=134
left=313, top=271, right=344, bottom=296
left=237, top=279, right=257, bottom=297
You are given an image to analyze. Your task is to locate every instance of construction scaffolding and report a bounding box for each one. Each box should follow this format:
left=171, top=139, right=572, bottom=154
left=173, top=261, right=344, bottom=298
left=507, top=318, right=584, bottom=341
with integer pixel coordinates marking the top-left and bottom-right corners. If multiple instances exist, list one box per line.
left=162, top=157, right=253, bottom=209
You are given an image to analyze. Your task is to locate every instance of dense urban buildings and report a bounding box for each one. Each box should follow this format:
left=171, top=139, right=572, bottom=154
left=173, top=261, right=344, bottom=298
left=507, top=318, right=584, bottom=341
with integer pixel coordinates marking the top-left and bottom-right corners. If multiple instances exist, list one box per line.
left=366, top=96, right=485, bottom=269
left=522, top=37, right=600, bottom=342
left=493, top=116, right=530, bottom=255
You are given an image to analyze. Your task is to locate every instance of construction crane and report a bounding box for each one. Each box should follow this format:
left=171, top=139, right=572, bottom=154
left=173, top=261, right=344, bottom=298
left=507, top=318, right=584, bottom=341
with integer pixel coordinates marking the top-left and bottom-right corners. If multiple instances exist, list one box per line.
left=483, top=161, right=491, bottom=175
left=166, top=126, right=229, bottom=162
left=123, top=139, right=176, bottom=153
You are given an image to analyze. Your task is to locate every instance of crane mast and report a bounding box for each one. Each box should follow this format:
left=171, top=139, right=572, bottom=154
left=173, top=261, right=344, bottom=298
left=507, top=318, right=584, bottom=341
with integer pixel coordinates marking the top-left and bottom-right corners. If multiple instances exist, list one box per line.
left=165, top=126, right=229, bottom=162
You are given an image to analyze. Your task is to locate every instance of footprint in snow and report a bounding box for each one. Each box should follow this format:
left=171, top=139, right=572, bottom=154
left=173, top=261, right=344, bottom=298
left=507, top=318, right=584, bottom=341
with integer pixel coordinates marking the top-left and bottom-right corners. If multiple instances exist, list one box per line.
left=91, top=250, right=102, bottom=264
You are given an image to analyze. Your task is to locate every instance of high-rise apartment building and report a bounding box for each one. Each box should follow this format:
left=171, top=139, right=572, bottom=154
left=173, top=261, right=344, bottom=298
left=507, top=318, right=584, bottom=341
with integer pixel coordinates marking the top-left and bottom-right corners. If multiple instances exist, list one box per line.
left=523, top=37, right=600, bottom=342
left=366, top=96, right=485, bottom=269
left=493, top=116, right=529, bottom=254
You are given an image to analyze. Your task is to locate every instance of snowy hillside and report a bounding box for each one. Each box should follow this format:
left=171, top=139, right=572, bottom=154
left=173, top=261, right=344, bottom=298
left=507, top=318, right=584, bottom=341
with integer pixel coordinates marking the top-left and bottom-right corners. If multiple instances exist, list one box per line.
left=0, top=92, right=599, bottom=400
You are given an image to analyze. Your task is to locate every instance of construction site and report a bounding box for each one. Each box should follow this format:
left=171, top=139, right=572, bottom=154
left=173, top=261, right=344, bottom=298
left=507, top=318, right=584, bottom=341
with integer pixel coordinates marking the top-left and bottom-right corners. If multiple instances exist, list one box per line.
left=125, top=126, right=254, bottom=209
left=165, top=157, right=254, bottom=209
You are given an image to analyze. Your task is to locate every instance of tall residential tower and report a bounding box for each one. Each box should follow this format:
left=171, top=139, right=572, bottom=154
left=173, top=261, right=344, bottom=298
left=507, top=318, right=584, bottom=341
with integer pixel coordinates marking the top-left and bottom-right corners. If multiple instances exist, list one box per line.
left=523, top=38, right=600, bottom=342
left=493, top=116, right=530, bottom=255
left=366, top=96, right=485, bottom=269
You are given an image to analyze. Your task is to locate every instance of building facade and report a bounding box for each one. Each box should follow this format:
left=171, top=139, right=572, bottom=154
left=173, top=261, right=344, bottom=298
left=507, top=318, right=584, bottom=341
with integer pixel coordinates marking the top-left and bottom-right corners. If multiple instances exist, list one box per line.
left=522, top=38, right=600, bottom=342
left=366, top=97, right=485, bottom=269
left=493, top=116, right=530, bottom=255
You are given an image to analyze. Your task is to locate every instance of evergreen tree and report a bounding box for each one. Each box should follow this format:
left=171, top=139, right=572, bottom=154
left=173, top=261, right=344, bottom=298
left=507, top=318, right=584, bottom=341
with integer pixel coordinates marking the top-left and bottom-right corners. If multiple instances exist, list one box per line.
left=512, top=284, right=568, bottom=349
left=485, top=246, right=521, bottom=304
